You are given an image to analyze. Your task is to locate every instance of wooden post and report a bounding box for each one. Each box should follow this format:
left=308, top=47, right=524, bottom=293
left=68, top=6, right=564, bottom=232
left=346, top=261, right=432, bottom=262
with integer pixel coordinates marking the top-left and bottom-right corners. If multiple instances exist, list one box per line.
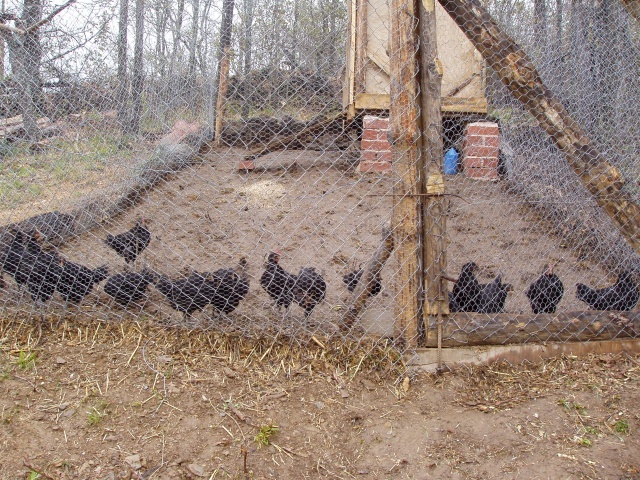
left=621, top=0, right=640, bottom=22
left=417, top=0, right=447, bottom=349
left=438, top=0, right=640, bottom=256
left=389, top=0, right=424, bottom=349
left=213, top=0, right=235, bottom=147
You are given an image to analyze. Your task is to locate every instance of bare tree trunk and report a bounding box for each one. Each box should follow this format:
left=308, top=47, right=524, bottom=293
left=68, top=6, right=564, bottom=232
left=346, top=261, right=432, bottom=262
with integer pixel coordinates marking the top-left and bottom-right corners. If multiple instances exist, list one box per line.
left=6, top=0, right=44, bottom=142
left=187, top=0, right=201, bottom=99
left=241, top=0, right=255, bottom=119
left=438, top=0, right=640, bottom=255
left=534, top=0, right=548, bottom=49
left=155, top=0, right=169, bottom=78
left=556, top=0, right=563, bottom=46
left=169, top=0, right=185, bottom=77
left=0, top=0, right=5, bottom=79
left=129, top=0, right=144, bottom=134
left=213, top=0, right=235, bottom=145
left=116, top=0, right=129, bottom=131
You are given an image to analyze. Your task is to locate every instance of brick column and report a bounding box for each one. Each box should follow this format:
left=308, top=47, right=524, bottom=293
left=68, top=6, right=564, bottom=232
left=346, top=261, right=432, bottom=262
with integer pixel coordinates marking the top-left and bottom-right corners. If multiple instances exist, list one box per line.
left=358, top=115, right=392, bottom=173
left=463, top=121, right=500, bottom=180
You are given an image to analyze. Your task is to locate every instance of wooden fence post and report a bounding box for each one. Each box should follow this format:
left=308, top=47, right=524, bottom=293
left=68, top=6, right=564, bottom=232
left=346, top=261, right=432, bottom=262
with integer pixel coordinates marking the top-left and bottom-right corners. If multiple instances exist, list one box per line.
left=389, top=0, right=424, bottom=349
left=418, top=0, right=448, bottom=348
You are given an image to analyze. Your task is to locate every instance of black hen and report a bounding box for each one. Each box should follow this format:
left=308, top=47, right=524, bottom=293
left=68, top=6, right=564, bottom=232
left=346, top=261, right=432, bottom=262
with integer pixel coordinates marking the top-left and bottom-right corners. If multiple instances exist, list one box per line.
left=261, top=251, right=297, bottom=311
left=207, top=257, right=250, bottom=314
left=57, top=259, right=109, bottom=304
left=104, top=269, right=155, bottom=307
left=448, top=262, right=481, bottom=312
left=153, top=272, right=217, bottom=319
left=342, top=268, right=382, bottom=297
left=0, top=229, right=27, bottom=281
left=294, top=267, right=326, bottom=317
left=105, top=218, right=151, bottom=265
left=477, top=274, right=512, bottom=314
left=526, top=264, right=564, bottom=314
left=14, top=230, right=62, bottom=303
left=576, top=271, right=639, bottom=311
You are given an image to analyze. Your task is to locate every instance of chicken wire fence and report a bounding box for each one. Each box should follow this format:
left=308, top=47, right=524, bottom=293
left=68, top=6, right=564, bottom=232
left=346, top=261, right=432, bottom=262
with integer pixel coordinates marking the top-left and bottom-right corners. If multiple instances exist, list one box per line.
left=0, top=0, right=639, bottom=362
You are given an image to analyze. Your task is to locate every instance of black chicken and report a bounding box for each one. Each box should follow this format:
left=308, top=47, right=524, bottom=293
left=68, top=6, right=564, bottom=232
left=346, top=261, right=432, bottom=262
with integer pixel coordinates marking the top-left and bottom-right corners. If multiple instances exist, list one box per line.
left=576, top=271, right=639, bottom=311
left=57, top=259, right=109, bottom=304
left=526, top=264, right=564, bottom=314
left=294, top=267, right=326, bottom=317
left=261, top=251, right=297, bottom=311
left=0, top=229, right=27, bottom=281
left=104, top=269, right=155, bottom=307
left=448, top=262, right=481, bottom=312
left=105, top=218, right=151, bottom=265
left=206, top=258, right=250, bottom=315
left=15, top=230, right=62, bottom=303
left=477, top=274, right=512, bottom=314
left=342, top=268, right=382, bottom=298
left=153, top=272, right=217, bottom=319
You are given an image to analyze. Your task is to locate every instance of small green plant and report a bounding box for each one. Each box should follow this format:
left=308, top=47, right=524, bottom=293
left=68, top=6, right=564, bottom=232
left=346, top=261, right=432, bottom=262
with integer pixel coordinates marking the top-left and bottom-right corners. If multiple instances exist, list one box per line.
left=254, top=422, right=279, bottom=447
left=27, top=470, right=41, bottom=480
left=557, top=398, right=570, bottom=410
left=613, top=418, right=630, bottom=435
left=577, top=437, right=592, bottom=447
left=14, top=351, right=36, bottom=370
left=87, top=400, right=109, bottom=426
left=573, top=403, right=587, bottom=414
left=584, top=426, right=599, bottom=435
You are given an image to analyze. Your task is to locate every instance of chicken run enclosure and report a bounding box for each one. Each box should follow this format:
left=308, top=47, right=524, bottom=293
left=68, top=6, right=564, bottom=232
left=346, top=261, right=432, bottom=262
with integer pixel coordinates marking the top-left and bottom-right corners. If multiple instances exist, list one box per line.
left=0, top=0, right=639, bottom=371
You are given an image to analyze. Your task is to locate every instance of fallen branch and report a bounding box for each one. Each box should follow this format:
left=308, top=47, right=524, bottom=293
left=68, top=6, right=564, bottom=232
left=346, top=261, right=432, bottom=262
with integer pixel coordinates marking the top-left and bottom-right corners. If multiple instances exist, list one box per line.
left=341, top=227, right=395, bottom=329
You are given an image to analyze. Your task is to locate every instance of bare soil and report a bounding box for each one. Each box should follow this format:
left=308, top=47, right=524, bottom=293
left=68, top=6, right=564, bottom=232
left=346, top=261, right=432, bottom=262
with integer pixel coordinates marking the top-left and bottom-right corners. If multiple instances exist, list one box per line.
left=1, top=146, right=638, bottom=479
left=0, top=325, right=639, bottom=479
left=0, top=147, right=615, bottom=337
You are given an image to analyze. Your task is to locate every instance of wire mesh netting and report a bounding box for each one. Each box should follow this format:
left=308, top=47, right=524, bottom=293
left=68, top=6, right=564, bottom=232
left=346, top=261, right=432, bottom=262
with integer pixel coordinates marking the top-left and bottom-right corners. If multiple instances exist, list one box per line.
left=0, top=0, right=638, bottom=363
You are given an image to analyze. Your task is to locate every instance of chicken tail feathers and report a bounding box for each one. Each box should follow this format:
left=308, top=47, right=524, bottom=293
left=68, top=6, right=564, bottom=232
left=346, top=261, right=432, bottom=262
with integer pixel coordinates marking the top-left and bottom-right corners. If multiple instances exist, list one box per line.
left=92, top=264, right=110, bottom=284
left=576, top=283, right=593, bottom=303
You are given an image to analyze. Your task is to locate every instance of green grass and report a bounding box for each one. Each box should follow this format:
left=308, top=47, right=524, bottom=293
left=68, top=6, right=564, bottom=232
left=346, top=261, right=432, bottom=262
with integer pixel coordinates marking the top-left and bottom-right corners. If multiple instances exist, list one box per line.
left=0, top=131, right=134, bottom=210
left=613, top=418, right=630, bottom=435
left=254, top=422, right=279, bottom=447
left=13, top=350, right=36, bottom=370
left=87, top=400, right=109, bottom=426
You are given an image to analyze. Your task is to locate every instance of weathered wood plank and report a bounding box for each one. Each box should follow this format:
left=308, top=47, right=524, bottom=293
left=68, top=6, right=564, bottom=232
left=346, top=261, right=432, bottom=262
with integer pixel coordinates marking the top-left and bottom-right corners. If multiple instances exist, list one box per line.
left=425, top=310, right=640, bottom=347
left=408, top=339, right=640, bottom=372
left=438, top=0, right=640, bottom=255
left=418, top=0, right=447, bottom=348
left=389, top=0, right=423, bottom=349
left=621, top=0, right=640, bottom=22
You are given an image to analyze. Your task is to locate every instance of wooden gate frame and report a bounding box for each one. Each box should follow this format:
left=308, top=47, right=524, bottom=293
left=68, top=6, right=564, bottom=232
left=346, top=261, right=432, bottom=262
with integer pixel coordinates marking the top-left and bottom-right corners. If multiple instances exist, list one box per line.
left=383, top=0, right=640, bottom=360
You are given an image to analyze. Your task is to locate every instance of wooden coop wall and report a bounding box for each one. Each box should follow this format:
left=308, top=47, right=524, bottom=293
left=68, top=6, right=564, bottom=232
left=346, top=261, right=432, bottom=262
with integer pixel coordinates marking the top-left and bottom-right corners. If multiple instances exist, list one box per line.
left=344, top=0, right=488, bottom=115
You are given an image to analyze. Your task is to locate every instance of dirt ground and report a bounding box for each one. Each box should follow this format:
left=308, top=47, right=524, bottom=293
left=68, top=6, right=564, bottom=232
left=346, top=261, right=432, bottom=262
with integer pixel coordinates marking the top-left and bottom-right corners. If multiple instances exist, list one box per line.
left=1, top=144, right=639, bottom=478
left=0, top=146, right=618, bottom=339
left=0, top=323, right=639, bottom=479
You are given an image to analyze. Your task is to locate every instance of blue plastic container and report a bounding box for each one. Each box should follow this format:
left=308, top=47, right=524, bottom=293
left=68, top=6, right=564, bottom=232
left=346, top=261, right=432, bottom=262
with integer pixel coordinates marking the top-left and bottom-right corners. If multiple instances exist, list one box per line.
left=444, top=148, right=459, bottom=175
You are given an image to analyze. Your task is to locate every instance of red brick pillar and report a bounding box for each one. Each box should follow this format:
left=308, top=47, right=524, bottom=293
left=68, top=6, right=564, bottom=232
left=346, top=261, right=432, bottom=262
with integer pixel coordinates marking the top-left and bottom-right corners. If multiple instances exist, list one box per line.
left=463, top=121, right=500, bottom=180
left=358, top=115, right=392, bottom=173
